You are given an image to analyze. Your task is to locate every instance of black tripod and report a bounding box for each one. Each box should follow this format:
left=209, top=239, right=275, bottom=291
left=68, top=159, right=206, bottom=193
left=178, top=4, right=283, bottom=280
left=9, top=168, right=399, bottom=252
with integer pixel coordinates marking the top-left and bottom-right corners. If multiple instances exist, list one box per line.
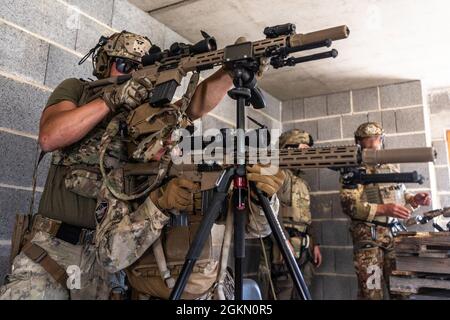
left=169, top=50, right=311, bottom=300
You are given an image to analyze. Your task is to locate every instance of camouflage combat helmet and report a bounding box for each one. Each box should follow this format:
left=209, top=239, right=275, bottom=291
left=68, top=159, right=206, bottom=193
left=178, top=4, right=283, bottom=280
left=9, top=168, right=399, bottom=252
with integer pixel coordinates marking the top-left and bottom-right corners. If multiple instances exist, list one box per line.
left=354, top=122, right=385, bottom=142
left=279, top=129, right=313, bottom=148
left=80, top=30, right=152, bottom=79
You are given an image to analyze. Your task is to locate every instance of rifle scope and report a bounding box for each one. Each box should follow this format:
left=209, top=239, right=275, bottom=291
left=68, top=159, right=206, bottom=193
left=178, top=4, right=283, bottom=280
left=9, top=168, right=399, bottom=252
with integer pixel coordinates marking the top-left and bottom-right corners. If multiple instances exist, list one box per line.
left=142, top=35, right=217, bottom=66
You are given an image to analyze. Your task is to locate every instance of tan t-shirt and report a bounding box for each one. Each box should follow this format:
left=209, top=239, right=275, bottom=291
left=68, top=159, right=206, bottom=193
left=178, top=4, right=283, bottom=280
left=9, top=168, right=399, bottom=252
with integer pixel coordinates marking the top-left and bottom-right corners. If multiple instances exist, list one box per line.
left=38, top=78, right=98, bottom=228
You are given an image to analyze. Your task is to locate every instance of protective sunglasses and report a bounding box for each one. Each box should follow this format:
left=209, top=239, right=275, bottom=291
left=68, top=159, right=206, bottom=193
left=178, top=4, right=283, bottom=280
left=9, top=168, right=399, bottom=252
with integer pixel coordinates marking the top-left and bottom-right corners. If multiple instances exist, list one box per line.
left=114, top=58, right=140, bottom=73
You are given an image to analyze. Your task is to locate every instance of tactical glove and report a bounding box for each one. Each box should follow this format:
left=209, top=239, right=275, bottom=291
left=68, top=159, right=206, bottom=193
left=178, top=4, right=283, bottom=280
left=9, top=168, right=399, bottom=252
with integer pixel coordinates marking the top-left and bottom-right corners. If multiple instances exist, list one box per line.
left=150, top=178, right=200, bottom=212
left=102, top=76, right=153, bottom=113
left=247, top=164, right=286, bottom=197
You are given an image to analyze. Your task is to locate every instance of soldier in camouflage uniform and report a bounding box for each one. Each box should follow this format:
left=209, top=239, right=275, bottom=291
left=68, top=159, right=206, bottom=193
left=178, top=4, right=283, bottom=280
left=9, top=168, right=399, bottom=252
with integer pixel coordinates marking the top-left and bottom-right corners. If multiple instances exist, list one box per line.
left=259, top=129, right=322, bottom=300
left=94, top=158, right=285, bottom=299
left=340, top=122, right=431, bottom=300
left=1, top=29, right=235, bottom=299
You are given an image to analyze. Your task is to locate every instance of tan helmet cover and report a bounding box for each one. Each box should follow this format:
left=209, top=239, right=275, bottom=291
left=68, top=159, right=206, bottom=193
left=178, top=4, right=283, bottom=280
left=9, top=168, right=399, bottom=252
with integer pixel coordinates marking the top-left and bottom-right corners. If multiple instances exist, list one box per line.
left=93, top=31, right=152, bottom=79
left=279, top=129, right=312, bottom=148
left=354, top=122, right=384, bottom=139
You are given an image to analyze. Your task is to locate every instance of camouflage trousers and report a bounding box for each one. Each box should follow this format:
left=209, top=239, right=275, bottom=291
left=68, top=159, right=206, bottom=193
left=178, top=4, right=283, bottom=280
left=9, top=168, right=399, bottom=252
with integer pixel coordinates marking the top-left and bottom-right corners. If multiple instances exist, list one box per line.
left=350, top=222, right=396, bottom=300
left=0, top=231, right=124, bottom=300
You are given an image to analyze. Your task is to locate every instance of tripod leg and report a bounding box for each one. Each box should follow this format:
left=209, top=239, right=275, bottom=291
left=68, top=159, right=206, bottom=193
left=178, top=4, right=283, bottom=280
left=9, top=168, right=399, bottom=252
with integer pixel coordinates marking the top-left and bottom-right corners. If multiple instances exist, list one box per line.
left=232, top=183, right=248, bottom=300
left=251, top=182, right=312, bottom=300
left=169, top=168, right=235, bottom=300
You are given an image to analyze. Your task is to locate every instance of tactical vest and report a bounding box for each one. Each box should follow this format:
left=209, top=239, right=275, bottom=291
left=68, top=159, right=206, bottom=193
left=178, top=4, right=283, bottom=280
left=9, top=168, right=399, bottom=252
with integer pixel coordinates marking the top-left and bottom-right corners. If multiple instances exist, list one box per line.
left=38, top=79, right=127, bottom=228
left=278, top=170, right=311, bottom=233
left=361, top=164, right=407, bottom=224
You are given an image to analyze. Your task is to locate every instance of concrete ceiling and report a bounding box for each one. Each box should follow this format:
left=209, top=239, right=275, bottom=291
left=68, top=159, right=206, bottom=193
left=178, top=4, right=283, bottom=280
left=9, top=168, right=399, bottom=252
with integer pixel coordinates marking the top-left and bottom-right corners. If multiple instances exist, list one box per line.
left=129, top=0, right=450, bottom=101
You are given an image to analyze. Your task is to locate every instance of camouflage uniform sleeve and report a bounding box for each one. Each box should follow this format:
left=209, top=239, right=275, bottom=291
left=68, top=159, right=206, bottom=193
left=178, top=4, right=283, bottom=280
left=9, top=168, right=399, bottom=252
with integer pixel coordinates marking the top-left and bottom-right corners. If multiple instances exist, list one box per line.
left=340, top=186, right=378, bottom=222
left=95, top=169, right=169, bottom=273
left=245, top=194, right=280, bottom=239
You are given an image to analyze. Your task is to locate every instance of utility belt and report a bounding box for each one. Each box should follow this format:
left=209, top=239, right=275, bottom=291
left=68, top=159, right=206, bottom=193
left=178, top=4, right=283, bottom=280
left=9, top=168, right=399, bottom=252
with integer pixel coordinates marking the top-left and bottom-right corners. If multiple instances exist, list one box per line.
left=351, top=218, right=406, bottom=241
left=31, top=215, right=95, bottom=246
left=9, top=214, right=95, bottom=290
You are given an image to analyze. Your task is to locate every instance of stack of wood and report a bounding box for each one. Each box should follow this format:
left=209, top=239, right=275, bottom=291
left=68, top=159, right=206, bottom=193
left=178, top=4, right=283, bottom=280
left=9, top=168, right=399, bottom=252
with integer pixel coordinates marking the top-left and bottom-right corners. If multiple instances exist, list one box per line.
left=390, top=231, right=450, bottom=299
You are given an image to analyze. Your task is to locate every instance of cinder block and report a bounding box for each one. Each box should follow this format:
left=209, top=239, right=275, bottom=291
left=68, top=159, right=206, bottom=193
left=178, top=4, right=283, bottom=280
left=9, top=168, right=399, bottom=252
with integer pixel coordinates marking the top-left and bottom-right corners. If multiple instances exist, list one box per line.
left=75, top=15, right=114, bottom=58
left=304, top=96, right=327, bottom=119
left=281, top=100, right=293, bottom=123
left=0, top=255, right=10, bottom=286
left=0, top=187, right=42, bottom=240
left=318, top=168, right=340, bottom=191
left=0, top=0, right=78, bottom=50
left=349, top=276, right=358, bottom=299
left=321, top=220, right=351, bottom=246
left=300, top=169, right=319, bottom=192
left=310, top=275, right=323, bottom=300
left=0, top=132, right=50, bottom=188
left=322, top=275, right=352, bottom=300
left=428, top=90, right=450, bottom=114
left=381, top=110, right=397, bottom=134
left=384, top=133, right=427, bottom=148
left=44, top=45, right=93, bottom=89
left=430, top=112, right=450, bottom=140
left=291, top=98, right=304, bottom=121
left=335, top=248, right=354, bottom=275
left=327, top=92, right=351, bottom=115
left=342, top=114, right=368, bottom=139
left=317, top=247, right=335, bottom=273
left=432, top=140, right=449, bottom=166
left=0, top=75, right=50, bottom=134
left=246, top=109, right=281, bottom=130
left=310, top=220, right=322, bottom=245
left=65, top=0, right=114, bottom=26
left=293, top=120, right=318, bottom=141
left=318, top=117, right=341, bottom=141
left=435, top=167, right=450, bottom=191
left=400, top=163, right=430, bottom=189
left=395, top=106, right=425, bottom=133
left=0, top=22, right=49, bottom=84
left=112, top=0, right=169, bottom=47
left=352, top=87, right=379, bottom=112
left=380, top=81, right=423, bottom=109
left=439, top=195, right=450, bottom=207
left=368, top=111, right=381, bottom=124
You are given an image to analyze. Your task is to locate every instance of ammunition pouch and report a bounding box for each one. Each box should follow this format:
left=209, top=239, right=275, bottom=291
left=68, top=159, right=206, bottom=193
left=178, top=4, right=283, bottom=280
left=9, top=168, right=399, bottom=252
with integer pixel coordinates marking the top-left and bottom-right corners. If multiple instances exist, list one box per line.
left=126, top=214, right=219, bottom=299
left=64, top=167, right=103, bottom=199
left=9, top=213, right=33, bottom=266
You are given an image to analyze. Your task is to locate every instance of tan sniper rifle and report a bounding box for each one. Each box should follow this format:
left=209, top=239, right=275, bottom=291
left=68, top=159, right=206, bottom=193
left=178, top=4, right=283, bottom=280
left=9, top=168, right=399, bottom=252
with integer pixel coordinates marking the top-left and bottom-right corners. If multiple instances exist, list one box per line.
left=85, top=23, right=350, bottom=108
left=122, top=145, right=436, bottom=193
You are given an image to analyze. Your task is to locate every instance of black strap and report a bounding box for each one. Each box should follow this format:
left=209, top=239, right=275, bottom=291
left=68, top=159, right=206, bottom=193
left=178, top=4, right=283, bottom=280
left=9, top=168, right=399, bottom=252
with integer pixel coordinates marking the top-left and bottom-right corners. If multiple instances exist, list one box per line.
left=352, top=218, right=390, bottom=228
left=55, top=223, right=93, bottom=245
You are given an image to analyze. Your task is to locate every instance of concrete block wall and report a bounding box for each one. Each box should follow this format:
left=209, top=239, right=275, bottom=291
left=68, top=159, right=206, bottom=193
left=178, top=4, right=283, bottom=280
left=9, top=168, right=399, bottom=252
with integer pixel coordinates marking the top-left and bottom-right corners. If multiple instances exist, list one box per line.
left=281, top=80, right=435, bottom=299
left=427, top=89, right=450, bottom=210
left=0, top=0, right=282, bottom=285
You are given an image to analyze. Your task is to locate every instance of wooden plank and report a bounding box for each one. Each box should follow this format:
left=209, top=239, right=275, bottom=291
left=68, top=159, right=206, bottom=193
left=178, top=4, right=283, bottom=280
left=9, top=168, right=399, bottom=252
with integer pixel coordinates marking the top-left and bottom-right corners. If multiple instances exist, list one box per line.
left=390, top=275, right=450, bottom=294
left=395, top=232, right=450, bottom=248
left=396, top=256, right=450, bottom=274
